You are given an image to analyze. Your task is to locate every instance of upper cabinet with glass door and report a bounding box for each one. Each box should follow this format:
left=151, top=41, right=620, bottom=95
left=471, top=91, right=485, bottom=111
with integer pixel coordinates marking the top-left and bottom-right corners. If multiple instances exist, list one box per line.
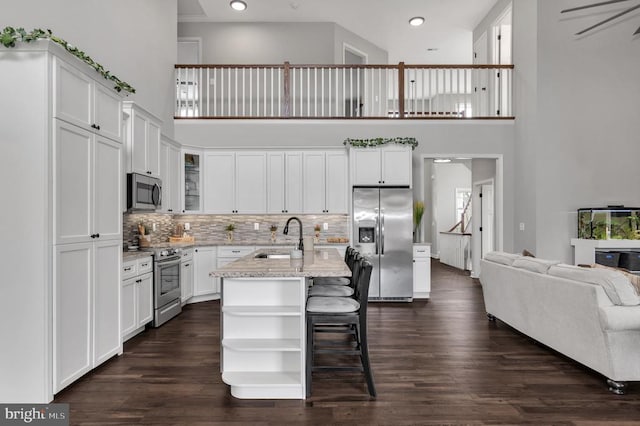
left=183, top=150, right=202, bottom=213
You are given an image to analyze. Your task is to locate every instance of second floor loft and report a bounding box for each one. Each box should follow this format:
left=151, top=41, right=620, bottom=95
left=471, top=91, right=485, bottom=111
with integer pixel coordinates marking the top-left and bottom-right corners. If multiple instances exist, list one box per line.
left=175, top=62, right=514, bottom=120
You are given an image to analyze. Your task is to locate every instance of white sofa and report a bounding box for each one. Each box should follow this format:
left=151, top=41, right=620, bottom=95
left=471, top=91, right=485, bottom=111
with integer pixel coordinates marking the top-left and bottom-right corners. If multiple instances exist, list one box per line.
left=480, top=252, right=640, bottom=394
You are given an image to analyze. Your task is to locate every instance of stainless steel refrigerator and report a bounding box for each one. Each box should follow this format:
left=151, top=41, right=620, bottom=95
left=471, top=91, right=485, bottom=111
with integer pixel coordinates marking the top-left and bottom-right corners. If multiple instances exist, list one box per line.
left=353, top=187, right=413, bottom=301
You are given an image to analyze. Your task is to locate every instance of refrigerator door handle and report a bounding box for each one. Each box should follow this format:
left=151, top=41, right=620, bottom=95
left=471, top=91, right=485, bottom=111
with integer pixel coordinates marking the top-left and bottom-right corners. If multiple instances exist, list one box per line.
left=375, top=208, right=380, bottom=255
left=381, top=209, right=385, bottom=255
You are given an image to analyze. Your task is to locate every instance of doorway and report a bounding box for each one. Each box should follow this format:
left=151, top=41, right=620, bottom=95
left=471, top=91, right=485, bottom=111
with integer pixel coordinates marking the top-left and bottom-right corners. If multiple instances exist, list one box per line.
left=492, top=4, right=512, bottom=116
left=343, top=44, right=367, bottom=117
left=419, top=155, right=502, bottom=278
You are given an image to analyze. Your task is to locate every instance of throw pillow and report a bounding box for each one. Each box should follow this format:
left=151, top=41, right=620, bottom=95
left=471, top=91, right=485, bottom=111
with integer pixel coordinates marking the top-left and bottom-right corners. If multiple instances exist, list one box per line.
left=512, top=257, right=560, bottom=274
left=522, top=249, right=536, bottom=257
left=484, top=251, right=520, bottom=266
left=592, top=263, right=640, bottom=297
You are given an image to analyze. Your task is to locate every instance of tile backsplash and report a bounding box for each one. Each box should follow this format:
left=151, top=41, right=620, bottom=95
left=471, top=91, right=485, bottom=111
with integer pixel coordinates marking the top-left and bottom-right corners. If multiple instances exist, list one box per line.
left=123, top=213, right=350, bottom=246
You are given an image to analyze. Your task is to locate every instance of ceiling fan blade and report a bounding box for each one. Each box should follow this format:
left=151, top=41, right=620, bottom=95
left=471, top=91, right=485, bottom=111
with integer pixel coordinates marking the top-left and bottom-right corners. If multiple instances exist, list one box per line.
left=562, top=0, right=632, bottom=13
left=575, top=3, right=640, bottom=34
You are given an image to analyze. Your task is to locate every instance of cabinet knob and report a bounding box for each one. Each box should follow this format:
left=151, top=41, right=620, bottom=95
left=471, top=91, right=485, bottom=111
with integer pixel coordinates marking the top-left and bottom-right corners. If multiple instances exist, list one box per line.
left=96, top=233, right=100, bottom=238
left=136, top=279, right=142, bottom=283
left=90, top=123, right=100, bottom=130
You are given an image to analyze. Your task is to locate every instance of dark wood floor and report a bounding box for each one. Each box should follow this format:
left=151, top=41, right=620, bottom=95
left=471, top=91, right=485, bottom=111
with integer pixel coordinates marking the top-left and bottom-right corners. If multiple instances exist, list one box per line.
left=56, top=260, right=640, bottom=425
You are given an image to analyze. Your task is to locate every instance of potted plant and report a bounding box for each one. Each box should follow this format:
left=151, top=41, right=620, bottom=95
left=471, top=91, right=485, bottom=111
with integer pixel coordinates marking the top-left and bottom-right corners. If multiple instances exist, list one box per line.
left=225, top=224, right=235, bottom=242
left=413, top=201, right=425, bottom=243
left=270, top=224, right=278, bottom=243
left=314, top=224, right=321, bottom=243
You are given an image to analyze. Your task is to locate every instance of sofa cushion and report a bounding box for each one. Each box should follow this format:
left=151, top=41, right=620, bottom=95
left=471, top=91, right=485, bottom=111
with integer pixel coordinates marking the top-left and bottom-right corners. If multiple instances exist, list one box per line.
left=592, top=263, right=640, bottom=296
left=485, top=251, right=521, bottom=266
left=512, top=257, right=560, bottom=274
left=548, top=264, right=640, bottom=306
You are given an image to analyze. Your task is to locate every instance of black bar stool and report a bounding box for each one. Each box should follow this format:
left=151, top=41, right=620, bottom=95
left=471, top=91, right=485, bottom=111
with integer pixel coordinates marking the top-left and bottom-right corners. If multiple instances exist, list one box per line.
left=305, top=260, right=376, bottom=397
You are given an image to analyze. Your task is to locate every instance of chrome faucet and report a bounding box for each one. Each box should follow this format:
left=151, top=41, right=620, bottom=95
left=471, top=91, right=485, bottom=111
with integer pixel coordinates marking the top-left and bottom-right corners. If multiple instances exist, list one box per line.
left=283, top=217, right=304, bottom=251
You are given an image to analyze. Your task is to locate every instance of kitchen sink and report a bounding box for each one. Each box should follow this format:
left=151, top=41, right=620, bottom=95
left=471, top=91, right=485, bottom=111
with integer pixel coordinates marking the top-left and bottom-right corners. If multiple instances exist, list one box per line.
left=254, top=253, right=291, bottom=259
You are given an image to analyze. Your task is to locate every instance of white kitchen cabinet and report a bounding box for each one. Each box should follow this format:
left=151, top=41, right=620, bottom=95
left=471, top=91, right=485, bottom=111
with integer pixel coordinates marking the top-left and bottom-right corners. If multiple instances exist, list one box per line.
left=123, top=101, right=162, bottom=178
left=351, top=145, right=412, bottom=186
left=303, top=151, right=348, bottom=214
left=54, top=117, right=122, bottom=246
left=413, top=243, right=431, bottom=299
left=181, top=248, right=195, bottom=304
left=2, top=40, right=124, bottom=402
left=54, top=57, right=122, bottom=143
left=159, top=135, right=182, bottom=213
left=267, top=152, right=303, bottom=214
left=204, top=152, right=267, bottom=214
left=192, top=246, right=219, bottom=303
left=121, top=256, right=153, bottom=342
left=183, top=150, right=203, bottom=213
left=54, top=240, right=122, bottom=392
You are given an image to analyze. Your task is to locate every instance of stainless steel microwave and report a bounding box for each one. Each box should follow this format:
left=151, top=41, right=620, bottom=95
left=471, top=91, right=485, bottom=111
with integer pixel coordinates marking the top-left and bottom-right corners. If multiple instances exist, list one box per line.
left=127, top=173, right=162, bottom=211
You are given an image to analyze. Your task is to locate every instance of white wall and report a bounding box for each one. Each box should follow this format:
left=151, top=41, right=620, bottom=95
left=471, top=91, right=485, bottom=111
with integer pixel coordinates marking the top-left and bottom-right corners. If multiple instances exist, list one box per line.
left=178, top=21, right=388, bottom=65
left=178, top=22, right=335, bottom=63
left=512, top=0, right=640, bottom=262
left=1, top=0, right=178, bottom=137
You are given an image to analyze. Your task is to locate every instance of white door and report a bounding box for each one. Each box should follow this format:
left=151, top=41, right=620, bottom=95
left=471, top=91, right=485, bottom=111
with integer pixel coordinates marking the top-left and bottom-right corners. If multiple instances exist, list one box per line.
left=181, top=261, right=194, bottom=302
left=121, top=277, right=137, bottom=337
left=481, top=183, right=495, bottom=257
left=137, top=272, right=154, bottom=326
left=303, top=152, right=326, bottom=213
left=169, top=145, right=182, bottom=213
left=266, top=152, right=285, bottom=214
left=473, top=31, right=489, bottom=117
left=235, top=152, right=267, bottom=214
left=204, top=152, right=235, bottom=213
left=325, top=151, right=348, bottom=213
left=93, top=83, right=122, bottom=142
left=194, top=247, right=218, bottom=296
left=147, top=121, right=161, bottom=177
left=352, top=148, right=381, bottom=185
left=285, top=152, right=303, bottom=213
left=381, top=147, right=412, bottom=185
left=159, top=141, right=170, bottom=213
left=93, top=136, right=121, bottom=240
left=93, top=240, right=122, bottom=366
left=54, top=59, right=92, bottom=130
left=178, top=39, right=201, bottom=64
left=55, top=120, right=92, bottom=245
left=131, top=113, right=148, bottom=175
left=54, top=243, right=92, bottom=392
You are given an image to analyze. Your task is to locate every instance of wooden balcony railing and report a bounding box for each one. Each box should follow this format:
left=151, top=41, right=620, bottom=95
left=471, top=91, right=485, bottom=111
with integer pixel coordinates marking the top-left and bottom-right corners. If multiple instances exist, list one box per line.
left=175, top=62, right=514, bottom=119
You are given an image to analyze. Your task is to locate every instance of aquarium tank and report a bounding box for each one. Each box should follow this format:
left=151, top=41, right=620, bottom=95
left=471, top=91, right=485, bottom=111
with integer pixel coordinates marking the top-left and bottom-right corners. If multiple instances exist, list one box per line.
left=578, top=206, right=640, bottom=240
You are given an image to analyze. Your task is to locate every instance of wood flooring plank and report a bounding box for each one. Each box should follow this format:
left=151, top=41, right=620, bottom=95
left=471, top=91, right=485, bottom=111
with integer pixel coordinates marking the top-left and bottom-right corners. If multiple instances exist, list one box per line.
left=54, top=260, right=640, bottom=425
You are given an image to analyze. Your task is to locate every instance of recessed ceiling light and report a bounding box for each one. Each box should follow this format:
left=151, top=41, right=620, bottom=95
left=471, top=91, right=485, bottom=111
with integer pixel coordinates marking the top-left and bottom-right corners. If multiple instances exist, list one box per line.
left=230, top=0, right=247, bottom=11
left=409, top=16, right=425, bottom=27
left=426, top=48, right=439, bottom=52
left=433, top=158, right=451, bottom=163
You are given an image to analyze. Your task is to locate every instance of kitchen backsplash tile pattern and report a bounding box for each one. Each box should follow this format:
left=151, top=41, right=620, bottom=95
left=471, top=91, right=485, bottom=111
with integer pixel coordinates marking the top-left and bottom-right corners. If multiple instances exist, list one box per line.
left=123, top=213, right=349, bottom=246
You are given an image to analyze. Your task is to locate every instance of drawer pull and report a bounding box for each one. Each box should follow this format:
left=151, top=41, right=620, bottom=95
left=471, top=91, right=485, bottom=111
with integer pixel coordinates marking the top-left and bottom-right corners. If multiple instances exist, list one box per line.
left=124, top=266, right=132, bottom=272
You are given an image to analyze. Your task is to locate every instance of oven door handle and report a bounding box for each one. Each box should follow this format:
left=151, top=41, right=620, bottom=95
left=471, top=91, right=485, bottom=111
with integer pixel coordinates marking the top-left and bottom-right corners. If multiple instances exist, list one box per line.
left=156, top=257, right=181, bottom=267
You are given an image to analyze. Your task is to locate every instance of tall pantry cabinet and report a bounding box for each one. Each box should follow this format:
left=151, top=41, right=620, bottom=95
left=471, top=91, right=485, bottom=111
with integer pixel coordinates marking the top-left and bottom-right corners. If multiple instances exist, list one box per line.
left=0, top=41, right=123, bottom=402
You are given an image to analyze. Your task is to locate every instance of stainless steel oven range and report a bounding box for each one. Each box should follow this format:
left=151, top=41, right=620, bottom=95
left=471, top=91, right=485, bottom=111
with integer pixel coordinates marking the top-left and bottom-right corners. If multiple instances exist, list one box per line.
left=146, top=247, right=182, bottom=327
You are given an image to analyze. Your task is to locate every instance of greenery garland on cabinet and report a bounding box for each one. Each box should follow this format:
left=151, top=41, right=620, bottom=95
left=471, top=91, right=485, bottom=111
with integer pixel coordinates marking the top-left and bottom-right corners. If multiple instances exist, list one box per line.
left=0, top=27, right=135, bottom=94
left=344, top=137, right=418, bottom=150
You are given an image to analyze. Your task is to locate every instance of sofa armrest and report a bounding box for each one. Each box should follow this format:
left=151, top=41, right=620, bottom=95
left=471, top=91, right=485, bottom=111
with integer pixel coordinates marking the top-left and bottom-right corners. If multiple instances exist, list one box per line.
left=599, top=306, right=640, bottom=331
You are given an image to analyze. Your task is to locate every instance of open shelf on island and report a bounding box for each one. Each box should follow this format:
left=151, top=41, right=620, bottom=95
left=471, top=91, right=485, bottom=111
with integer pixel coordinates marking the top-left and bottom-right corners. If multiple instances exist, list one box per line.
left=222, top=338, right=301, bottom=352
left=222, top=305, right=301, bottom=316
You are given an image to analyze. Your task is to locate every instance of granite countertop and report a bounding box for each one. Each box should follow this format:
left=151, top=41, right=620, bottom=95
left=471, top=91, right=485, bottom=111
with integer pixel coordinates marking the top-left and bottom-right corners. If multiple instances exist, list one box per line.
left=122, top=251, right=153, bottom=262
left=141, top=240, right=350, bottom=249
left=210, top=248, right=351, bottom=278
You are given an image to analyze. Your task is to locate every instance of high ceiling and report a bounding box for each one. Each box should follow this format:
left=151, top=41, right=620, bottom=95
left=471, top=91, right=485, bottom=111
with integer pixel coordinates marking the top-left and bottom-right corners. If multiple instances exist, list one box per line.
left=178, top=0, right=499, bottom=64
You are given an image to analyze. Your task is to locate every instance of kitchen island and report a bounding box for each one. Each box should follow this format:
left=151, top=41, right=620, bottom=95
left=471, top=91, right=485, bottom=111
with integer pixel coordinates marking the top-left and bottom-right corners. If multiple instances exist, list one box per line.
left=210, top=248, right=350, bottom=399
